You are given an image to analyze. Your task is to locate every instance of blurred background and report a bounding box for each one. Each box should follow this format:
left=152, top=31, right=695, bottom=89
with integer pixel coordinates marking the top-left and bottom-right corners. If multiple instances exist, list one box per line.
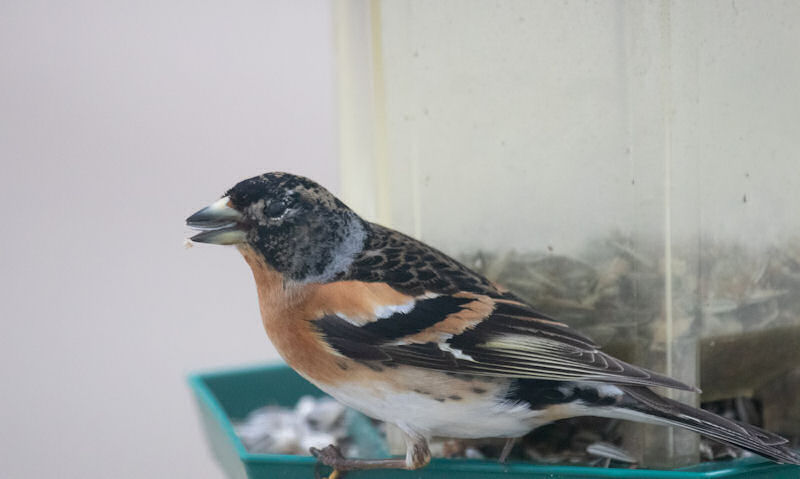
left=1, top=1, right=331, bottom=478
left=2, top=0, right=799, bottom=477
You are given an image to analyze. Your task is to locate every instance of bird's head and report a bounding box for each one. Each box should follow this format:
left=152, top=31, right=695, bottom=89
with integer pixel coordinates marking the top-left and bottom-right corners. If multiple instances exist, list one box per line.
left=186, top=172, right=367, bottom=283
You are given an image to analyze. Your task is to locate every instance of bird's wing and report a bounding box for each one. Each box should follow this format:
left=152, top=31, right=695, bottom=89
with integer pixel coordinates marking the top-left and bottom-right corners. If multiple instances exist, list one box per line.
left=312, top=290, right=697, bottom=392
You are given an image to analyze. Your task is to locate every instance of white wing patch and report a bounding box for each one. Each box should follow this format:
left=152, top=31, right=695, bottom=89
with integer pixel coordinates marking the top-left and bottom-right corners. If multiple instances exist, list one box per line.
left=562, top=382, right=623, bottom=399
left=335, top=294, right=436, bottom=326
left=438, top=334, right=475, bottom=361
left=334, top=312, right=362, bottom=326
left=374, top=299, right=416, bottom=319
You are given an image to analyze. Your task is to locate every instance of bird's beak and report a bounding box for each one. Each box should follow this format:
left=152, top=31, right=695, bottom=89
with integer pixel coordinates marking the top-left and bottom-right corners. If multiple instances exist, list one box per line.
left=186, top=196, right=247, bottom=245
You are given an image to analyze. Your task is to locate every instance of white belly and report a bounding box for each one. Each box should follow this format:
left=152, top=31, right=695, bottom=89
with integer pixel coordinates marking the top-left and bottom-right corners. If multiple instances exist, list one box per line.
left=315, top=375, right=554, bottom=439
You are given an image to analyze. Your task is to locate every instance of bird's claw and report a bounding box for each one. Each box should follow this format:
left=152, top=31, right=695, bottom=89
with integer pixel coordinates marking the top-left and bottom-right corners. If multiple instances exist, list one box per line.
left=311, top=444, right=346, bottom=479
left=310, top=444, right=346, bottom=466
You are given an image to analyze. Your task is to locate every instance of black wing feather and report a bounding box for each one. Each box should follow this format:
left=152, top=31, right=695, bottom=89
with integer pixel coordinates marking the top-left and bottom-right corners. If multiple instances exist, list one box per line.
left=360, top=295, right=472, bottom=340
left=313, top=295, right=697, bottom=391
left=325, top=223, right=697, bottom=391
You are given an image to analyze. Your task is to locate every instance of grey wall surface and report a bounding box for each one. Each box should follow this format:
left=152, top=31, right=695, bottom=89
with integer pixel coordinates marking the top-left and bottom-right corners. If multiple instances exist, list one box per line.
left=0, top=1, right=336, bottom=477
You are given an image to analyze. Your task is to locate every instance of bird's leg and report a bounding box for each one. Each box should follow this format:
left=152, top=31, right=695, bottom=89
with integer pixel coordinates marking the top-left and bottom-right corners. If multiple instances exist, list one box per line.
left=498, top=437, right=516, bottom=463
left=310, top=444, right=407, bottom=472
left=310, top=429, right=430, bottom=473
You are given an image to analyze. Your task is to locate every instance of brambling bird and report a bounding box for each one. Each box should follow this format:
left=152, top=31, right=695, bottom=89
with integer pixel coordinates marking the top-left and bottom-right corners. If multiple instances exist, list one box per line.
left=187, top=172, right=800, bottom=472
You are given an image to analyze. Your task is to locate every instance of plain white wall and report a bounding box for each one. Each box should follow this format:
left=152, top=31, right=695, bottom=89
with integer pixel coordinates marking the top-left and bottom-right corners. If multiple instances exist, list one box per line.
left=0, top=1, right=336, bottom=478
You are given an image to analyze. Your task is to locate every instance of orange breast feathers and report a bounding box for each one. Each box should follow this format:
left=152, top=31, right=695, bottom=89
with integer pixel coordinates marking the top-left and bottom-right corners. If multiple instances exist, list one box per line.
left=237, top=245, right=415, bottom=383
left=237, top=245, right=495, bottom=385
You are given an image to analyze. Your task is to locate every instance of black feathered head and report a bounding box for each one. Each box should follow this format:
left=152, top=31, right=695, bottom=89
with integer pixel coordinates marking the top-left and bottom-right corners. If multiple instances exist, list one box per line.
left=186, top=172, right=367, bottom=282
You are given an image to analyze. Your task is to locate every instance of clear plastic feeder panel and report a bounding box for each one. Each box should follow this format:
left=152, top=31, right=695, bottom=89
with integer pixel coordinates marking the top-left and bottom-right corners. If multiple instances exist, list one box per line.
left=335, top=0, right=800, bottom=468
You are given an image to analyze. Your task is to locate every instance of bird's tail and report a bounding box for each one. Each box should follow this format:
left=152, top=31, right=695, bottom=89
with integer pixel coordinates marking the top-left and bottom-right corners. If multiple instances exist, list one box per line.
left=614, top=386, right=800, bottom=465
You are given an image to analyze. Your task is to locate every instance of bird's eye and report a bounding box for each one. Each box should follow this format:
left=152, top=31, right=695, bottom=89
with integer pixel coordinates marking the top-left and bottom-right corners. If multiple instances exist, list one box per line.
left=266, top=200, right=287, bottom=218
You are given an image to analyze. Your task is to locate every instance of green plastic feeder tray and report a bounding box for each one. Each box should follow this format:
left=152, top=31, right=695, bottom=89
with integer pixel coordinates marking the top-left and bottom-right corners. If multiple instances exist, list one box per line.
left=188, top=363, right=799, bottom=478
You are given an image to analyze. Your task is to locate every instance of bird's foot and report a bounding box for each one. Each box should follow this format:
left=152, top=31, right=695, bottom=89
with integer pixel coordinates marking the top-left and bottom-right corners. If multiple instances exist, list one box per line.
left=311, top=445, right=347, bottom=469
left=310, top=444, right=410, bottom=472
left=498, top=437, right=516, bottom=464
left=311, top=445, right=345, bottom=479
